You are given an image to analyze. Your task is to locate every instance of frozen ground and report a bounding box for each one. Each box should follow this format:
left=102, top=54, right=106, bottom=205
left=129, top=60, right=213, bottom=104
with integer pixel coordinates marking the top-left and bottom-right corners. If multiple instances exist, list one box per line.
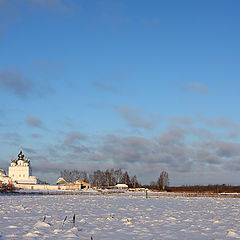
left=0, top=194, right=240, bottom=239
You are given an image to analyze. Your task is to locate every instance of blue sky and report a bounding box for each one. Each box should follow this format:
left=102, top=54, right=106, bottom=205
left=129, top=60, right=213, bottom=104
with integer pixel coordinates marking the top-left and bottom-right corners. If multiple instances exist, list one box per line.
left=1, top=0, right=240, bottom=185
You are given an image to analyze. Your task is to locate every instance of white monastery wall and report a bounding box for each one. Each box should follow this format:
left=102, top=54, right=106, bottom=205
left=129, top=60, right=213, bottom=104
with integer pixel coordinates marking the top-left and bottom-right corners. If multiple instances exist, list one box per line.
left=15, top=184, right=82, bottom=191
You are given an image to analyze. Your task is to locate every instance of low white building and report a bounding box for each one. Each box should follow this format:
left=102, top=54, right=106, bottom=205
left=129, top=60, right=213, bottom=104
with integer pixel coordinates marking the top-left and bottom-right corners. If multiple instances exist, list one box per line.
left=115, top=184, right=128, bottom=190
left=0, top=168, right=11, bottom=184
left=8, top=150, right=37, bottom=184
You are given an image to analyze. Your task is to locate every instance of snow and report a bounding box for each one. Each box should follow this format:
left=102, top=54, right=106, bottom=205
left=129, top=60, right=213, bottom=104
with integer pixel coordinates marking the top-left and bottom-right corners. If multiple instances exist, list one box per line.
left=0, top=194, right=240, bottom=239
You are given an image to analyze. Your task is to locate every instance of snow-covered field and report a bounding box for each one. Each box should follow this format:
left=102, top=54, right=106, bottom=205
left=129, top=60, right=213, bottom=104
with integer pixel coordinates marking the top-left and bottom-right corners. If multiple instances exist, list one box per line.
left=0, top=194, right=240, bottom=239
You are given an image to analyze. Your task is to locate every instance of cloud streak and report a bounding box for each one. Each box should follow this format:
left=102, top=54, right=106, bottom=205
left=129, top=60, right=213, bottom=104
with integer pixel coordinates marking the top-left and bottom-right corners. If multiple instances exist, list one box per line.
left=200, top=117, right=240, bottom=129
left=92, top=81, right=117, bottom=93
left=26, top=116, right=43, bottom=128
left=0, top=70, right=34, bottom=98
left=63, top=131, right=87, bottom=145
left=0, top=69, right=54, bottom=99
left=184, top=82, right=209, bottom=94
left=115, top=106, right=157, bottom=130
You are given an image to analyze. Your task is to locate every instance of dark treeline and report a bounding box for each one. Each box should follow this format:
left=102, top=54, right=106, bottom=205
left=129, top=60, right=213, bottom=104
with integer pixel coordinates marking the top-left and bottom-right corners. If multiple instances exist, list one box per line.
left=143, top=184, right=240, bottom=193
left=166, top=184, right=240, bottom=193
left=60, top=168, right=140, bottom=188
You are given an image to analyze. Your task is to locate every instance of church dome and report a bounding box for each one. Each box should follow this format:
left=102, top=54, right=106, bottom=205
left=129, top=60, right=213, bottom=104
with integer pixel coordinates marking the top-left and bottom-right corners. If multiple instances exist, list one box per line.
left=18, top=151, right=24, bottom=160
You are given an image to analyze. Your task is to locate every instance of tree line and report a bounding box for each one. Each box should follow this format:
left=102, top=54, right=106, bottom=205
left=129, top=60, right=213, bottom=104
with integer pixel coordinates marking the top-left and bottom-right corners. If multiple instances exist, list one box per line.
left=166, top=184, right=240, bottom=193
left=60, top=168, right=141, bottom=188
left=59, top=169, right=240, bottom=192
left=60, top=169, right=170, bottom=189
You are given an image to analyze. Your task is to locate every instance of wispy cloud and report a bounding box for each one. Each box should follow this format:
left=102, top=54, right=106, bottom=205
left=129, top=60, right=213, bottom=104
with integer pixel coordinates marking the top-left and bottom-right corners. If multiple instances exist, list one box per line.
left=200, top=117, right=240, bottom=129
left=184, top=82, right=209, bottom=94
left=63, top=131, right=87, bottom=145
left=3, top=132, right=21, bottom=143
left=0, top=69, right=53, bottom=99
left=0, top=70, right=34, bottom=98
left=31, top=133, right=42, bottom=138
left=22, top=147, right=37, bottom=154
left=92, top=81, right=117, bottom=93
left=26, top=116, right=43, bottom=128
left=158, top=126, right=186, bottom=146
left=212, top=141, right=240, bottom=158
left=92, top=72, right=126, bottom=93
left=169, top=116, right=193, bottom=125
left=115, top=106, right=157, bottom=130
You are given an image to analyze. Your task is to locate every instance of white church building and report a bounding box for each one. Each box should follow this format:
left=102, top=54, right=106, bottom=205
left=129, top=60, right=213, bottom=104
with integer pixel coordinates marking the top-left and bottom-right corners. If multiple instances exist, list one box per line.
left=8, top=150, right=38, bottom=184
left=1, top=150, right=90, bottom=191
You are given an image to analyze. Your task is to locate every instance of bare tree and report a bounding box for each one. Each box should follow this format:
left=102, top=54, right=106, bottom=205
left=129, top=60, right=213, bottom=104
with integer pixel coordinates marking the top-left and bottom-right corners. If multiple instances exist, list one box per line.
left=60, top=170, right=89, bottom=183
left=130, top=175, right=139, bottom=188
left=110, top=169, right=116, bottom=186
left=79, top=171, right=89, bottom=182
left=157, top=171, right=169, bottom=190
left=93, top=170, right=102, bottom=187
left=89, top=174, right=94, bottom=186
left=115, top=169, right=122, bottom=184
left=121, top=171, right=130, bottom=185
left=105, top=169, right=110, bottom=187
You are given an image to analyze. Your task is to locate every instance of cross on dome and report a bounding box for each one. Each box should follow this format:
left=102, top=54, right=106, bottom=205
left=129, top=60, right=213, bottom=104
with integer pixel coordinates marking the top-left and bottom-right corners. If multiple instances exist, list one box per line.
left=18, top=150, right=24, bottom=161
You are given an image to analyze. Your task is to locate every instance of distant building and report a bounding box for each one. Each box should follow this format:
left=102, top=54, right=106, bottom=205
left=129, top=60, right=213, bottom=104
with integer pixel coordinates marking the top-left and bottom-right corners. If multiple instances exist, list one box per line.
left=0, top=149, right=93, bottom=191
left=8, top=150, right=37, bottom=184
left=75, top=180, right=91, bottom=189
left=56, top=177, right=68, bottom=185
left=0, top=168, right=11, bottom=184
left=56, top=177, right=91, bottom=189
left=115, top=184, right=128, bottom=190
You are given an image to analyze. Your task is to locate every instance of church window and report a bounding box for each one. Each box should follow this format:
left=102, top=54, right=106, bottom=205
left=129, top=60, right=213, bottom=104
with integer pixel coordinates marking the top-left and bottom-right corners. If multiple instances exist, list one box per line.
left=19, top=174, right=21, bottom=177
left=23, top=174, right=25, bottom=177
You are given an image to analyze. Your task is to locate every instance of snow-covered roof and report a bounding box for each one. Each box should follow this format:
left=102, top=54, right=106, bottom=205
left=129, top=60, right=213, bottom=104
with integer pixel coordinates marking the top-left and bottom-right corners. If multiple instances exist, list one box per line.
left=115, top=184, right=128, bottom=188
left=75, top=180, right=90, bottom=186
left=56, top=177, right=67, bottom=185
left=0, top=169, right=6, bottom=177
